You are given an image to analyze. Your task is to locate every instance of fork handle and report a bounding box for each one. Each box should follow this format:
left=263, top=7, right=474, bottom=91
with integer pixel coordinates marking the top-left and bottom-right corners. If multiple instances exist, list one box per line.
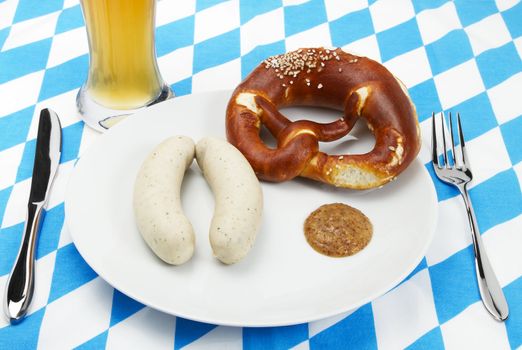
left=460, top=185, right=509, bottom=321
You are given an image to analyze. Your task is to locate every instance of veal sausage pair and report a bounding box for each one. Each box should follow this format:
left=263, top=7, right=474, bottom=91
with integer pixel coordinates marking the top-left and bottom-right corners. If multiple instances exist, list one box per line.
left=133, top=136, right=263, bottom=265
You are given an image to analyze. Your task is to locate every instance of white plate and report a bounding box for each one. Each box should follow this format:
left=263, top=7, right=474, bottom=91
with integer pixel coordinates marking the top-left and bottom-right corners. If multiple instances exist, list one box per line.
left=65, top=90, right=438, bottom=327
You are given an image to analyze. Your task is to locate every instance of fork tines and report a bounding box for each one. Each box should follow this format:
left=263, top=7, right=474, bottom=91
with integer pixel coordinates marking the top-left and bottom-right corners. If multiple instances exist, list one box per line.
left=431, top=112, right=469, bottom=171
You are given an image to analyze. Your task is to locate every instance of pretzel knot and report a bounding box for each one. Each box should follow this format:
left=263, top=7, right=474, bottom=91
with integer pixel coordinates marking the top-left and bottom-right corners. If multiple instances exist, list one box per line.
left=226, top=47, right=421, bottom=189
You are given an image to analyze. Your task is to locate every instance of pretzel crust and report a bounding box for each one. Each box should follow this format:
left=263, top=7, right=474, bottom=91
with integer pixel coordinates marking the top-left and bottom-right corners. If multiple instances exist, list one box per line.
left=226, top=48, right=421, bottom=189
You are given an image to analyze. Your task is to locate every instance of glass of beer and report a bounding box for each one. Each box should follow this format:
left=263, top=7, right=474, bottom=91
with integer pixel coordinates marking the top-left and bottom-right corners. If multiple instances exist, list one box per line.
left=77, top=0, right=173, bottom=131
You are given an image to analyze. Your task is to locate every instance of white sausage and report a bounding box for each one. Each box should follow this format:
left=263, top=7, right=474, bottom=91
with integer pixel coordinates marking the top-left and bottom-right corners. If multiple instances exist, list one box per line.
left=133, top=136, right=195, bottom=265
left=196, top=137, right=263, bottom=264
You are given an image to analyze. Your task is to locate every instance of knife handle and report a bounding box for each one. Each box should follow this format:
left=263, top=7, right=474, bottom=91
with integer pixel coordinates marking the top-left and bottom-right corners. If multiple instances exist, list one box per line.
left=4, top=202, right=44, bottom=323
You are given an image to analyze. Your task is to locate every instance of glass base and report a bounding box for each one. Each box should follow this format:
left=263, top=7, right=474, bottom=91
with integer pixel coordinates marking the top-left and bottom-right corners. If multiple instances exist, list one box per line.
left=76, top=84, right=174, bottom=132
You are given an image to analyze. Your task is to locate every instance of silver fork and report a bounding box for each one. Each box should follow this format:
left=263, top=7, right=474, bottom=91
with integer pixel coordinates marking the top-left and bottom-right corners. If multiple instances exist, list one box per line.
left=431, top=112, right=509, bottom=321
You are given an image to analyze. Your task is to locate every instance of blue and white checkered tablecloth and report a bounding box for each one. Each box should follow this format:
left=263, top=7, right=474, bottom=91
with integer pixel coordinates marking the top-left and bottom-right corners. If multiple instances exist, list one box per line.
left=1, top=0, right=521, bottom=348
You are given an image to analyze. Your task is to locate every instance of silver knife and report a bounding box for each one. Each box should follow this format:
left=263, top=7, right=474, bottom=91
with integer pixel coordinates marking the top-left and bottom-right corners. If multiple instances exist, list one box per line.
left=4, top=109, right=62, bottom=323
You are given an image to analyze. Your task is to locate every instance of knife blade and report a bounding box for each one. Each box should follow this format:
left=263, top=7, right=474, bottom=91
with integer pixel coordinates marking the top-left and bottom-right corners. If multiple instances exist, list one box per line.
left=4, top=108, right=62, bottom=323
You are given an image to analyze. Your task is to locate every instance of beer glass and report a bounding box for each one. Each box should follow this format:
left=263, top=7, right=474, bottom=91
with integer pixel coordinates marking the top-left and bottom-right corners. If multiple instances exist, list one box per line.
left=77, top=0, right=173, bottom=131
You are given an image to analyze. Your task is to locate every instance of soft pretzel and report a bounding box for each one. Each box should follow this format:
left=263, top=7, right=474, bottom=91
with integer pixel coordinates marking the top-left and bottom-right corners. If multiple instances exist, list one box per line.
left=226, top=47, right=421, bottom=189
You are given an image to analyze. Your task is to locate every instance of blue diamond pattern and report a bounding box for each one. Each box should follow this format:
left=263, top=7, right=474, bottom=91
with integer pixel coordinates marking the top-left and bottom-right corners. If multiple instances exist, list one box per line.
left=284, top=0, right=327, bottom=37
left=450, top=92, right=498, bottom=141
left=310, top=303, right=377, bottom=349
left=61, top=121, right=83, bottom=163
left=0, top=222, right=24, bottom=276
left=39, top=55, right=88, bottom=101
left=36, top=203, right=64, bottom=259
left=0, top=38, right=52, bottom=84
left=0, top=106, right=34, bottom=152
left=240, top=0, right=282, bottom=25
left=377, top=18, right=423, bottom=62
left=501, top=1, right=522, bottom=38
left=406, top=326, right=444, bottom=350
left=13, top=0, right=63, bottom=23
left=470, top=168, right=522, bottom=233
left=402, top=258, right=428, bottom=284
left=426, top=30, right=474, bottom=76
left=240, top=40, right=285, bottom=79
left=75, top=330, right=109, bottom=350
left=15, top=138, right=37, bottom=182
left=429, top=245, right=481, bottom=324
left=408, top=79, right=442, bottom=123
left=243, top=323, right=308, bottom=350
left=330, top=8, right=374, bottom=48
left=425, top=163, right=460, bottom=202
left=55, top=4, right=84, bottom=34
left=171, top=77, right=192, bottom=97
left=157, top=15, right=195, bottom=57
left=453, top=0, right=499, bottom=27
left=0, top=307, right=46, bottom=349
left=47, top=243, right=97, bottom=303
left=412, top=0, right=447, bottom=14
left=110, top=289, right=145, bottom=327
left=196, top=0, right=223, bottom=12
left=15, top=137, right=41, bottom=183
left=500, top=116, right=522, bottom=165
left=475, top=42, right=522, bottom=89
left=505, top=277, right=522, bottom=349
left=0, top=186, right=13, bottom=225
left=193, top=29, right=240, bottom=74
left=0, top=27, right=10, bottom=50
left=174, top=318, right=217, bottom=350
